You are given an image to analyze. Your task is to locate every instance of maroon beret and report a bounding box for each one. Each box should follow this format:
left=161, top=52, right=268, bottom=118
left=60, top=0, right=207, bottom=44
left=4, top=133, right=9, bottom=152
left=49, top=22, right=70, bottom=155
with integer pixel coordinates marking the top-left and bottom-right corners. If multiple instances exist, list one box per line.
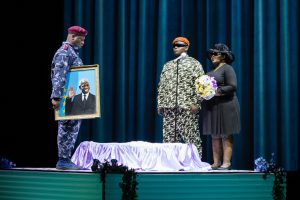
left=68, top=26, right=88, bottom=36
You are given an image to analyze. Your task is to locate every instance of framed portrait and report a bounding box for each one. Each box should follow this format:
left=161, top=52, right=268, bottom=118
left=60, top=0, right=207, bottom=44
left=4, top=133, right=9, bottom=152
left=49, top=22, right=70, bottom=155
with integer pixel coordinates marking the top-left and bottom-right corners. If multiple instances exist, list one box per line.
left=55, top=64, right=101, bottom=120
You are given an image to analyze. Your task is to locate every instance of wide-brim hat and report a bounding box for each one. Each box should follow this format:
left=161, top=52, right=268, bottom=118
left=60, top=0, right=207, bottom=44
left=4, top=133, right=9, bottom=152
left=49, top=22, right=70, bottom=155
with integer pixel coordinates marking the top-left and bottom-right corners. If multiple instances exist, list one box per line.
left=207, top=43, right=235, bottom=64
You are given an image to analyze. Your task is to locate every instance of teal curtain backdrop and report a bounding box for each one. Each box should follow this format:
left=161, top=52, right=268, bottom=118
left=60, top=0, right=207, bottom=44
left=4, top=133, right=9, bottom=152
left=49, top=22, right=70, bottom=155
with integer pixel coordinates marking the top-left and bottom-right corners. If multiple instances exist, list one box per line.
left=63, top=0, right=299, bottom=171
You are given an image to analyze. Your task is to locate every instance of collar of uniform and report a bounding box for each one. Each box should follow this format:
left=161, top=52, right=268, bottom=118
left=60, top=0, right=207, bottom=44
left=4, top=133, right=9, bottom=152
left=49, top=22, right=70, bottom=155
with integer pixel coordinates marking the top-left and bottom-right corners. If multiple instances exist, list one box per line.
left=173, top=52, right=188, bottom=63
left=63, top=41, right=80, bottom=51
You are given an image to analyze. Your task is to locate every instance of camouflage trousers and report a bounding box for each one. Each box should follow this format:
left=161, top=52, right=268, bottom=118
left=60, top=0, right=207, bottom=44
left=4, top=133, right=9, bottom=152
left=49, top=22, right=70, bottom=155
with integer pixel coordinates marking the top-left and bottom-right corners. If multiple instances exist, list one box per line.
left=57, top=119, right=82, bottom=159
left=162, top=108, right=202, bottom=159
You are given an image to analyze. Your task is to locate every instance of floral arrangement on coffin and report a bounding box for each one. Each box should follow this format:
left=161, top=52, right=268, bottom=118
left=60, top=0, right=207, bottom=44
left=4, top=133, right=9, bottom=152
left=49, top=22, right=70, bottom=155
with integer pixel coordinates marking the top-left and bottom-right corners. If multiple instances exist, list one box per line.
left=195, top=75, right=218, bottom=100
left=254, top=153, right=286, bottom=200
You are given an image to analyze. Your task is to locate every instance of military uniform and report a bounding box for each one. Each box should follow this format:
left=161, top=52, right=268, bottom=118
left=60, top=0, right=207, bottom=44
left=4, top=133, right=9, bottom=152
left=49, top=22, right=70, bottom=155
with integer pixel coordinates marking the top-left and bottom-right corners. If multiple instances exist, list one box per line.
left=51, top=42, right=83, bottom=159
left=157, top=55, right=204, bottom=158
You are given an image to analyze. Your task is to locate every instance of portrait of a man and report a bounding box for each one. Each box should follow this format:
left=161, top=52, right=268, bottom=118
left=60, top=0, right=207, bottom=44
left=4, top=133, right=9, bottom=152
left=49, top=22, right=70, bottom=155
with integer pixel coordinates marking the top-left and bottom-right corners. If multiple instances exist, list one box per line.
left=65, top=79, right=96, bottom=115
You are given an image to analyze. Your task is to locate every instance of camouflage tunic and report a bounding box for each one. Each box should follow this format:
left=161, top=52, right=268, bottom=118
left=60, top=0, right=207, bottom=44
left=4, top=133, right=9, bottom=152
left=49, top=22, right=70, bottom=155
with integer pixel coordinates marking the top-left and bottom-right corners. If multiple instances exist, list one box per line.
left=51, top=42, right=83, bottom=99
left=157, top=55, right=204, bottom=158
left=51, top=42, right=83, bottom=159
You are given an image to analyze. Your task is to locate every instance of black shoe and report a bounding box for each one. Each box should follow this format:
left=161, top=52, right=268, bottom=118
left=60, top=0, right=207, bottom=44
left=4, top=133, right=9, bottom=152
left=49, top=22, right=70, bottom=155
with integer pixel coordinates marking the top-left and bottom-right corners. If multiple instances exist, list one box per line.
left=56, top=158, right=82, bottom=170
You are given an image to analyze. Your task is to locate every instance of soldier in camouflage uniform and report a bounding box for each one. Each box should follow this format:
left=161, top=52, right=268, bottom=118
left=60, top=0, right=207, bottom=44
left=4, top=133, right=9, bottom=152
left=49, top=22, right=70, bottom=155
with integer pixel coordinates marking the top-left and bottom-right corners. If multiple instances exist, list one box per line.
left=51, top=26, right=88, bottom=170
left=157, top=37, right=204, bottom=158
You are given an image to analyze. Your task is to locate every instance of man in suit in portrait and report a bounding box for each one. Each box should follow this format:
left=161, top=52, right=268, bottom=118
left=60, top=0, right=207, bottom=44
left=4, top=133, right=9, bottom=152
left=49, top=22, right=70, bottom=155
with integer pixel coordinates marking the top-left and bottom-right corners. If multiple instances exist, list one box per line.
left=65, top=79, right=96, bottom=115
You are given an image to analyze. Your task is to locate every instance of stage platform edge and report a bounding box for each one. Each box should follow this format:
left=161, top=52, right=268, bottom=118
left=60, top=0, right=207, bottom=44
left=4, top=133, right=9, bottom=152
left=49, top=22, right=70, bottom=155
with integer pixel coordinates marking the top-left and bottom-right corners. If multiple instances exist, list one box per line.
left=0, top=168, right=286, bottom=200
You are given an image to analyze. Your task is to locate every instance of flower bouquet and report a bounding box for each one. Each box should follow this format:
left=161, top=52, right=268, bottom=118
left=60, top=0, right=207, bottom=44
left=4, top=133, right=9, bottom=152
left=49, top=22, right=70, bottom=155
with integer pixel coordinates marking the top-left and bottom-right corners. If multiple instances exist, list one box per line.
left=195, top=75, right=218, bottom=100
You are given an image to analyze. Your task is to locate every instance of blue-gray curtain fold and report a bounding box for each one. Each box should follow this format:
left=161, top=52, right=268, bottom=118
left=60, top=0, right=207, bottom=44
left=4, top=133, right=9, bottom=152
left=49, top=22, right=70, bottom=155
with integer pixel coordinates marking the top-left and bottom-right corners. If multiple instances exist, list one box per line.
left=64, top=0, right=299, bottom=170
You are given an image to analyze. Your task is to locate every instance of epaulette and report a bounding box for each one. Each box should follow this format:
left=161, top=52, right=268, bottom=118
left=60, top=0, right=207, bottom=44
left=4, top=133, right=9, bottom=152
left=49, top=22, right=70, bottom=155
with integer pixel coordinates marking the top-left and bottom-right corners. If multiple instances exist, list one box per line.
left=63, top=44, right=69, bottom=50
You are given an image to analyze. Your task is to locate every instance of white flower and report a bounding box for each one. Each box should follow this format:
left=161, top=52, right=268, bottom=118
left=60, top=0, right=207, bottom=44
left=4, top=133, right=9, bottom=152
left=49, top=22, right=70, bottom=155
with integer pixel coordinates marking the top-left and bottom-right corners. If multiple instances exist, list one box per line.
left=195, top=75, right=218, bottom=100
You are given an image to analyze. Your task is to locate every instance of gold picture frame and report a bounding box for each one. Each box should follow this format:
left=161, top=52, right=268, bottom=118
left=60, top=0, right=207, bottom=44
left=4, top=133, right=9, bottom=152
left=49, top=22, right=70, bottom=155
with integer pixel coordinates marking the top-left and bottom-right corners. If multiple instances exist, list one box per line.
left=55, top=64, right=101, bottom=120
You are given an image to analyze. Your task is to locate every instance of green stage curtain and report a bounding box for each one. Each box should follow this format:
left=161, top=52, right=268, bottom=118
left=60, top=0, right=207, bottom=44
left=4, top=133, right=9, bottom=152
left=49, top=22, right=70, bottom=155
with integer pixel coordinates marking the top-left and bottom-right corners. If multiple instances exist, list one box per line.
left=63, top=0, right=299, bottom=171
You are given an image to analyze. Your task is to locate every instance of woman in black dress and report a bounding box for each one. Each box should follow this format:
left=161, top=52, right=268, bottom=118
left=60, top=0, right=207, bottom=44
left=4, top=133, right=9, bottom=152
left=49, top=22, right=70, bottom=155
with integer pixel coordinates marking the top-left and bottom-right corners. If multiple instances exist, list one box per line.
left=202, top=43, right=240, bottom=170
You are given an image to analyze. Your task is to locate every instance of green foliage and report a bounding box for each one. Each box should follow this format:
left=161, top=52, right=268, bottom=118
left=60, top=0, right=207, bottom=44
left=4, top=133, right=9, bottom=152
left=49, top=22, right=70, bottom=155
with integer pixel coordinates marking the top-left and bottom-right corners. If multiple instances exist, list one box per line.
left=91, top=159, right=138, bottom=200
left=255, top=153, right=286, bottom=200
left=120, top=168, right=138, bottom=200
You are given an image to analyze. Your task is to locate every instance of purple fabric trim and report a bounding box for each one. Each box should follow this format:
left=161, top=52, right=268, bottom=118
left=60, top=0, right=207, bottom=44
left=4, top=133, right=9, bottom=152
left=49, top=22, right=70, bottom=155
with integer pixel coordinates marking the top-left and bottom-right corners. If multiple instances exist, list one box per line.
left=71, top=141, right=211, bottom=171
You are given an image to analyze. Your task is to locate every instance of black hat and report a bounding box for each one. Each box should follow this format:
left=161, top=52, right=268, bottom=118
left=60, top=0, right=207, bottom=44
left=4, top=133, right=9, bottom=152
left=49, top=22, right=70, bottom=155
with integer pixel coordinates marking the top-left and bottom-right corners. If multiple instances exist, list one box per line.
left=207, top=43, right=235, bottom=64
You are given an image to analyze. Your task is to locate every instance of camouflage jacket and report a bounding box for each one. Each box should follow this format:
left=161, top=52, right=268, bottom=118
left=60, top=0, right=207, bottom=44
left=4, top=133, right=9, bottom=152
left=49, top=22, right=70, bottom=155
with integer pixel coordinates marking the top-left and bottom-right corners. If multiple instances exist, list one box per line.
left=157, top=56, right=204, bottom=109
left=50, top=42, right=83, bottom=99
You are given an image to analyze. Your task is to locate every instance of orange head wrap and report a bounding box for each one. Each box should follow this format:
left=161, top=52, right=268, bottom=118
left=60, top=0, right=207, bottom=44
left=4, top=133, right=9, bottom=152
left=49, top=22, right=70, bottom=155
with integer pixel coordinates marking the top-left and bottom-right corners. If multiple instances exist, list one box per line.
left=172, top=37, right=190, bottom=46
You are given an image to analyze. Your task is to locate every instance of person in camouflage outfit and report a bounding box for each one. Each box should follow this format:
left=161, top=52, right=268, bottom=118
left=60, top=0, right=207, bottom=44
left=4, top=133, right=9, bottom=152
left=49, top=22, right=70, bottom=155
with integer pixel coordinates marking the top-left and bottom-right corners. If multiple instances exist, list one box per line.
left=51, top=26, right=88, bottom=170
left=157, top=37, right=204, bottom=159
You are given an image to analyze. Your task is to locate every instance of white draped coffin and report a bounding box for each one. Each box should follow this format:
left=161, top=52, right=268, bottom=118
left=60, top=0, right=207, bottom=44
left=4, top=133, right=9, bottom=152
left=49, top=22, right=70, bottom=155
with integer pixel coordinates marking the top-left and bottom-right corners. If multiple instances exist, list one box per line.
left=71, top=141, right=211, bottom=171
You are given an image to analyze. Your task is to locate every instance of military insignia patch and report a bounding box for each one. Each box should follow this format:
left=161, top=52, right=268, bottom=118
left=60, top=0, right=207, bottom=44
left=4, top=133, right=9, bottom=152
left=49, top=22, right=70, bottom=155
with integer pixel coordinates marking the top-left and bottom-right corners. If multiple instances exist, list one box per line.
left=63, top=44, right=69, bottom=50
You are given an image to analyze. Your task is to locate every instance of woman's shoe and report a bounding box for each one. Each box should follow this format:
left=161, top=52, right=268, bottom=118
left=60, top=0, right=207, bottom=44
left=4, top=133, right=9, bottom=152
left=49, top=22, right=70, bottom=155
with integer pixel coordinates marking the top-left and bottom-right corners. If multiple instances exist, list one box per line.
left=211, top=163, right=221, bottom=170
left=218, top=163, right=231, bottom=170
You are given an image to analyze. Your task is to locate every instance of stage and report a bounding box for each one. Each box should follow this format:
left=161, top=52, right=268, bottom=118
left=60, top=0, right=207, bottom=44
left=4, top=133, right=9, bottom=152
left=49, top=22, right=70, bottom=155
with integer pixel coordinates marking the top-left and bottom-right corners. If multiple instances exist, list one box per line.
left=1, top=141, right=294, bottom=199
left=0, top=168, right=279, bottom=200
